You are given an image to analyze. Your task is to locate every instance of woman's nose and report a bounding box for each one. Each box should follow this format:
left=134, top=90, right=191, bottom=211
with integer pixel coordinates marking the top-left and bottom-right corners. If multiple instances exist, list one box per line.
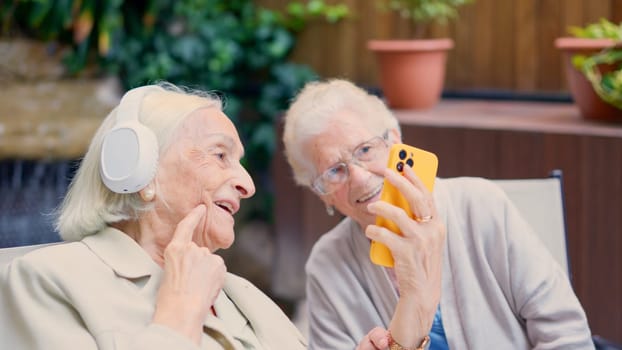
left=235, top=166, right=256, bottom=199
left=347, top=161, right=372, bottom=184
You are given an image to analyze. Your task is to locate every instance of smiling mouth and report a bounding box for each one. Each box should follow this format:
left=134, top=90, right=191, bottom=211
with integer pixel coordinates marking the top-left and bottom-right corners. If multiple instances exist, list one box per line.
left=214, top=201, right=234, bottom=214
left=356, top=183, right=383, bottom=203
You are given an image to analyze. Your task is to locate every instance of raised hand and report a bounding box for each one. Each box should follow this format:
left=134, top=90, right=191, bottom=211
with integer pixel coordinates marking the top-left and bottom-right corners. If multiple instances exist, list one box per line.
left=366, top=165, right=446, bottom=347
left=152, top=204, right=227, bottom=344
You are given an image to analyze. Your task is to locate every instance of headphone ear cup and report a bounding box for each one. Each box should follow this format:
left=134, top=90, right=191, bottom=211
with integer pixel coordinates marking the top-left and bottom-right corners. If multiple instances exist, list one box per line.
left=100, top=120, right=159, bottom=194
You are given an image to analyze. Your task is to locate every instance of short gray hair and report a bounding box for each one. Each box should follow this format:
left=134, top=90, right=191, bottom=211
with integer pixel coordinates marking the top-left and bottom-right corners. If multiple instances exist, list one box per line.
left=282, top=79, right=400, bottom=187
left=55, top=82, right=222, bottom=241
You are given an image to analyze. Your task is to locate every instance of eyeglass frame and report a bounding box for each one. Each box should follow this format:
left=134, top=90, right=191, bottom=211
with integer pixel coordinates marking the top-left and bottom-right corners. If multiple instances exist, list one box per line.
left=311, top=130, right=390, bottom=195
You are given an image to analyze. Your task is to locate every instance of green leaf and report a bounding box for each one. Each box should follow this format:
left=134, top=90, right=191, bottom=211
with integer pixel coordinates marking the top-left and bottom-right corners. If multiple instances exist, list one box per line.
left=568, top=18, right=622, bottom=40
left=286, top=2, right=305, bottom=17
left=28, top=1, right=52, bottom=27
left=380, top=0, right=471, bottom=26
left=571, top=55, right=587, bottom=70
left=307, top=0, right=326, bottom=16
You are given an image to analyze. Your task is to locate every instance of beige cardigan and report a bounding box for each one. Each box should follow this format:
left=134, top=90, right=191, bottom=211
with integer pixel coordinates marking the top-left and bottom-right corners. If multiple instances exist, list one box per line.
left=0, top=228, right=307, bottom=350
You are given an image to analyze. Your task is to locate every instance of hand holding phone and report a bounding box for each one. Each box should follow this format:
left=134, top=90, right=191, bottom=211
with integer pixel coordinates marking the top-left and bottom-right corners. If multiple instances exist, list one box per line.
left=370, top=143, right=438, bottom=267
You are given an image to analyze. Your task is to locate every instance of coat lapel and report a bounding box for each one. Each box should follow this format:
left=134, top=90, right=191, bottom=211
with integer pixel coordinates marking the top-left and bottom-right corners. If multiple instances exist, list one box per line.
left=82, top=228, right=306, bottom=350
left=81, top=227, right=160, bottom=280
left=223, top=273, right=307, bottom=349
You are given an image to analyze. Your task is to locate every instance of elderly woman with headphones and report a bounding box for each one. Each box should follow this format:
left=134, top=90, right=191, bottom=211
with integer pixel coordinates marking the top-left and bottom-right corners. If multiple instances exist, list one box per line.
left=0, top=83, right=314, bottom=349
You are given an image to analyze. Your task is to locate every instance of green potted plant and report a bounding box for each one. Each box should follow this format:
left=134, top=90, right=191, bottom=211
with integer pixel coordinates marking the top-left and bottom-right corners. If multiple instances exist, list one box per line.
left=367, top=0, right=473, bottom=109
left=555, top=18, right=622, bottom=123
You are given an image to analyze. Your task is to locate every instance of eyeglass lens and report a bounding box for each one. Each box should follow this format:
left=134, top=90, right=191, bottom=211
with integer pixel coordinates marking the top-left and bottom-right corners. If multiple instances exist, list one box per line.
left=315, top=136, right=388, bottom=194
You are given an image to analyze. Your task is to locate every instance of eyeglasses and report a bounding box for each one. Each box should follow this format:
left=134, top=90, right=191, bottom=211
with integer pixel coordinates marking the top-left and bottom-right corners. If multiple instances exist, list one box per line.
left=312, top=131, right=389, bottom=195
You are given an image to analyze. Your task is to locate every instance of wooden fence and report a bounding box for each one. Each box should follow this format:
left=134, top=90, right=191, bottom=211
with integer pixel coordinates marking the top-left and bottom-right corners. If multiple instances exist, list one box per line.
left=260, top=0, right=622, bottom=94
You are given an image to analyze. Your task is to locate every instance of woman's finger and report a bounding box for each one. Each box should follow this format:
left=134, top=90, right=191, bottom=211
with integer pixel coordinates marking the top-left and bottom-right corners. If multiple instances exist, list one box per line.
left=365, top=222, right=407, bottom=253
left=403, top=165, right=437, bottom=218
left=169, top=204, right=206, bottom=246
left=368, top=327, right=389, bottom=348
left=368, top=200, right=422, bottom=239
left=383, top=168, right=431, bottom=221
left=356, top=327, right=389, bottom=350
left=401, top=163, right=430, bottom=193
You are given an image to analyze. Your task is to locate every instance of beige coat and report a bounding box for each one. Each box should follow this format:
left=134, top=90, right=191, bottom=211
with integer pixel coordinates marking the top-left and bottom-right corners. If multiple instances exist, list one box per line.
left=0, top=228, right=307, bottom=350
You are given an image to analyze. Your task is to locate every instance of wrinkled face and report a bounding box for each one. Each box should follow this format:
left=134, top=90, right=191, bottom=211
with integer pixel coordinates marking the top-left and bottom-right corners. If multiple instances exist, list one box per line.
left=305, top=109, right=395, bottom=228
left=154, top=108, right=255, bottom=251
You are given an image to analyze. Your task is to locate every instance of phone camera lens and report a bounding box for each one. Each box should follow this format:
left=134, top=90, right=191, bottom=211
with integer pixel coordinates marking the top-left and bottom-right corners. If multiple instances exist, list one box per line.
left=406, top=158, right=414, bottom=167
left=399, top=150, right=407, bottom=160
left=396, top=162, right=404, bottom=172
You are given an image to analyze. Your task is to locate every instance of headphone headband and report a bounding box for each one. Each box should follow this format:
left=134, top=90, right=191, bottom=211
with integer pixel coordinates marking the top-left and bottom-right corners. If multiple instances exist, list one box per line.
left=115, top=85, right=163, bottom=123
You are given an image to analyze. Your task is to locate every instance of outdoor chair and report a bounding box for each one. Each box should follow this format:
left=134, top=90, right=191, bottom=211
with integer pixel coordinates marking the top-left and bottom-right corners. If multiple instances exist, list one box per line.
left=495, top=170, right=620, bottom=350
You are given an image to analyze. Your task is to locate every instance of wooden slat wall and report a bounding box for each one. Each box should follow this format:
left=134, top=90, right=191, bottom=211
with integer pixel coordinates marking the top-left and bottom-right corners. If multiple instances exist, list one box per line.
left=259, top=0, right=622, bottom=94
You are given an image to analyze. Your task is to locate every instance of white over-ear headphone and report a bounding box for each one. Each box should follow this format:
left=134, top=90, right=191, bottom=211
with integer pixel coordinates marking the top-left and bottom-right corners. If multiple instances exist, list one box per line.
left=100, top=86, right=162, bottom=194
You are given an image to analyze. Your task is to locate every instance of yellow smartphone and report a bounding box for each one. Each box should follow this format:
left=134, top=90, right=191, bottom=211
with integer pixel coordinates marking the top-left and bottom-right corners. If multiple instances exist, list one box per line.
left=370, top=143, right=439, bottom=267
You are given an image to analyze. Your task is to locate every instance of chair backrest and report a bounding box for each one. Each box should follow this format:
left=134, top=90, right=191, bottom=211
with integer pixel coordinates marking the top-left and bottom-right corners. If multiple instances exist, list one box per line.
left=491, top=171, right=569, bottom=277
left=0, top=243, right=59, bottom=268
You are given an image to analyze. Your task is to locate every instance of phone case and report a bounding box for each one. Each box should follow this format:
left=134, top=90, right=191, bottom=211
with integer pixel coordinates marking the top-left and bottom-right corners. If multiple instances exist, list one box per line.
left=370, top=143, right=439, bottom=267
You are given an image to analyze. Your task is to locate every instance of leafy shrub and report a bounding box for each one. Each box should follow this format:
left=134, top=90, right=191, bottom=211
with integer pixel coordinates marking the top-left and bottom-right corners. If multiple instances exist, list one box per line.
left=569, top=19, right=622, bottom=110
left=377, top=0, right=473, bottom=37
left=0, top=0, right=349, bottom=221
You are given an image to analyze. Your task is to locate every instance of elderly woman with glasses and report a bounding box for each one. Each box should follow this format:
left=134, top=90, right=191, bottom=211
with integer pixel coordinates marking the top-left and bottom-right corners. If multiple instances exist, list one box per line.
left=282, top=79, right=594, bottom=350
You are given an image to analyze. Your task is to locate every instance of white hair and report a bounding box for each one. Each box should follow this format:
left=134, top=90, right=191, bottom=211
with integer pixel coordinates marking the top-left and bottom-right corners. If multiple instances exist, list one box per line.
left=282, top=79, right=400, bottom=187
left=55, top=82, right=222, bottom=241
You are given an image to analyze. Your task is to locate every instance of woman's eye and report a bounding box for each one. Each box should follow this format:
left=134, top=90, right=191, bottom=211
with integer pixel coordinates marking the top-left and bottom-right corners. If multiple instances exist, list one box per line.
left=358, top=145, right=372, bottom=155
left=325, top=164, right=346, bottom=180
left=210, top=151, right=229, bottom=164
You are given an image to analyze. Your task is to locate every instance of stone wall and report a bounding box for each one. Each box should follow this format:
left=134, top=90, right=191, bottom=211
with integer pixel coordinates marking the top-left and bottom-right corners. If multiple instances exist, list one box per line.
left=0, top=39, right=121, bottom=247
left=0, top=39, right=121, bottom=160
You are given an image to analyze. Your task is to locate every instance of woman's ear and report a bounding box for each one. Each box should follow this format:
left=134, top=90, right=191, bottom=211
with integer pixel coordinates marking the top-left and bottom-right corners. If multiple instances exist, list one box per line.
left=388, top=128, right=401, bottom=144
left=140, top=185, right=155, bottom=202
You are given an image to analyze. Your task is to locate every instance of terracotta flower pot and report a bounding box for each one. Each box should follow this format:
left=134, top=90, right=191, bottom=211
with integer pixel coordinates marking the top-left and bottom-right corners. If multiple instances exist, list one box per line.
left=368, top=39, right=454, bottom=110
left=555, top=37, right=622, bottom=123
